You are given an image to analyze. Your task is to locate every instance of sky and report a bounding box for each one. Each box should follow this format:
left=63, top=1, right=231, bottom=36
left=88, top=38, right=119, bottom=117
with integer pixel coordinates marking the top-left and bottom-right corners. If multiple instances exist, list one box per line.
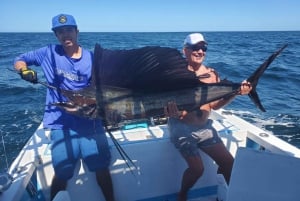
left=1, top=0, right=299, bottom=32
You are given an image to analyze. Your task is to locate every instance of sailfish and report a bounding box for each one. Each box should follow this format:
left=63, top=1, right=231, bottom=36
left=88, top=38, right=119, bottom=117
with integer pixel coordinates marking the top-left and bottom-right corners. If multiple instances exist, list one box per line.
left=53, top=44, right=287, bottom=127
left=45, top=43, right=288, bottom=173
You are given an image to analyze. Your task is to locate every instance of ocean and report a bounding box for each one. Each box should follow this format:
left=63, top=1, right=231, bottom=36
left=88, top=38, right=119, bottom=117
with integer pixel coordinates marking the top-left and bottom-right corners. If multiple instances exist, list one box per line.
left=0, top=31, right=300, bottom=171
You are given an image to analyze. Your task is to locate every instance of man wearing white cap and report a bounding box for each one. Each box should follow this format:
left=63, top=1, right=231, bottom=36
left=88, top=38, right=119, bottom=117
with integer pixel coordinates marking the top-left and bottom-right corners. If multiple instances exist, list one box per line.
left=165, top=33, right=252, bottom=201
left=14, top=14, right=115, bottom=201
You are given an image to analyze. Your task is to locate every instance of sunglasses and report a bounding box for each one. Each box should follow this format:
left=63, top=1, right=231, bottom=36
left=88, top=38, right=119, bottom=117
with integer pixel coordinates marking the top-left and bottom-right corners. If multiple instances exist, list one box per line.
left=55, top=26, right=77, bottom=34
left=186, top=43, right=208, bottom=52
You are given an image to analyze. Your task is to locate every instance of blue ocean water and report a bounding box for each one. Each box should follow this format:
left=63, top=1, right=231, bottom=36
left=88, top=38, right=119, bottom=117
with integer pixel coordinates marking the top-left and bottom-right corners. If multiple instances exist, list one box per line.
left=0, top=32, right=300, bottom=171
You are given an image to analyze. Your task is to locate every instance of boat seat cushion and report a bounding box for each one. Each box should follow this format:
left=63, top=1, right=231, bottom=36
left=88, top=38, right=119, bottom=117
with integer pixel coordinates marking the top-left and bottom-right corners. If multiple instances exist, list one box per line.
left=227, top=147, right=300, bottom=201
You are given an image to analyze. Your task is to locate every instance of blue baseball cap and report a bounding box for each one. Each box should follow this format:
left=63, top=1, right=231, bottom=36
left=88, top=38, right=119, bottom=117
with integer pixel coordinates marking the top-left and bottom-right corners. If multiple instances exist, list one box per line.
left=51, top=14, right=77, bottom=31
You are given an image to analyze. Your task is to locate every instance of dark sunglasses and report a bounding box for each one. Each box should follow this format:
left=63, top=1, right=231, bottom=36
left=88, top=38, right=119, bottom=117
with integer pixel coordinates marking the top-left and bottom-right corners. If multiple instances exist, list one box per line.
left=186, top=44, right=208, bottom=52
left=54, top=26, right=77, bottom=34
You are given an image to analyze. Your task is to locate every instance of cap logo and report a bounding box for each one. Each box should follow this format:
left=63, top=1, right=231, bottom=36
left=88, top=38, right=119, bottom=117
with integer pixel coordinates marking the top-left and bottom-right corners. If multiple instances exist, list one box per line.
left=58, top=15, right=67, bottom=24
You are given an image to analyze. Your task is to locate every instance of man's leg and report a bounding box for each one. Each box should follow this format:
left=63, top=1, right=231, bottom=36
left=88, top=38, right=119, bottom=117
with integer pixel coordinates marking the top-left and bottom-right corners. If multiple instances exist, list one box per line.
left=202, top=143, right=234, bottom=184
left=178, top=156, right=204, bottom=201
left=50, top=129, right=78, bottom=200
left=96, top=168, right=115, bottom=201
left=50, top=175, right=68, bottom=200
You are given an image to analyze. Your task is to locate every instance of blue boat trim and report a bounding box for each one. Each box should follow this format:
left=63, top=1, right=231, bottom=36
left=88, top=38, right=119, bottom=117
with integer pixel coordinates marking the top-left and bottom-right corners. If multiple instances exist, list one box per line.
left=136, top=185, right=217, bottom=201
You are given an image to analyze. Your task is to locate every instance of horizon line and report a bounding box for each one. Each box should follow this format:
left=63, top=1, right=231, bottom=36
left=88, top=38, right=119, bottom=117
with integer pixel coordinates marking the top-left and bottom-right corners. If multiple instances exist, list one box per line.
left=1, top=30, right=300, bottom=33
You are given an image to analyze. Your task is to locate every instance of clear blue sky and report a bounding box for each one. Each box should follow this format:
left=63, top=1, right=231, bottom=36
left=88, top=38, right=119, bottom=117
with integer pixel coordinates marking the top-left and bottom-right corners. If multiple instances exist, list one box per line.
left=1, top=0, right=299, bottom=32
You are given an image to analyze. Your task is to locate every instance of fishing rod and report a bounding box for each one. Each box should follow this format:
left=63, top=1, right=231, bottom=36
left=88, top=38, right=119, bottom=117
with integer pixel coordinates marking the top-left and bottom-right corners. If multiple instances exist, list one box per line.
left=40, top=82, right=138, bottom=176
left=37, top=79, right=138, bottom=175
left=0, top=130, right=9, bottom=171
left=36, top=80, right=58, bottom=90
left=92, top=43, right=138, bottom=177
left=8, top=67, right=138, bottom=177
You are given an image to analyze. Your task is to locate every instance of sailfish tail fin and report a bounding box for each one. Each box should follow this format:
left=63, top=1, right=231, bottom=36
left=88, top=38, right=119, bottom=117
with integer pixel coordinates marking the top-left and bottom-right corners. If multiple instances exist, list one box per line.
left=248, top=90, right=266, bottom=112
left=247, top=44, right=288, bottom=112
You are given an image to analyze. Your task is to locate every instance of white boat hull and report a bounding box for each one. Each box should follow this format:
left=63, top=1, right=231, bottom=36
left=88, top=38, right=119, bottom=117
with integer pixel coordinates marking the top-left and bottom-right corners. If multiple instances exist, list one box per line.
left=1, top=109, right=300, bottom=201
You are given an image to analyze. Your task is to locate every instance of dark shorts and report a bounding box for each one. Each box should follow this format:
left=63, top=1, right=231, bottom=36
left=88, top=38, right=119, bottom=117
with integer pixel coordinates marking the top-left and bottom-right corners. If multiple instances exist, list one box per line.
left=168, top=118, right=222, bottom=157
left=50, top=127, right=111, bottom=181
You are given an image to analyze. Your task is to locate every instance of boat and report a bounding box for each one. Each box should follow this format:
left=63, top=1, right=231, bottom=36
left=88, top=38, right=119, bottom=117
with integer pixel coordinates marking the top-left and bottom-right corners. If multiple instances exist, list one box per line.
left=1, top=108, right=300, bottom=201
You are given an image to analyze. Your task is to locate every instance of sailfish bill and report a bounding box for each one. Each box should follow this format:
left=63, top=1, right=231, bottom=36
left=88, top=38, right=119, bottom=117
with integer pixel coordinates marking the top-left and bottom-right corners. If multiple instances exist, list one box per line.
left=52, top=44, right=287, bottom=126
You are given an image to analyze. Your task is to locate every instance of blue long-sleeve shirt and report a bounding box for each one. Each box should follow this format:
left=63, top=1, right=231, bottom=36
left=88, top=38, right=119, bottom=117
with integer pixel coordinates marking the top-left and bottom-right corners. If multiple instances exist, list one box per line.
left=14, top=44, right=103, bottom=131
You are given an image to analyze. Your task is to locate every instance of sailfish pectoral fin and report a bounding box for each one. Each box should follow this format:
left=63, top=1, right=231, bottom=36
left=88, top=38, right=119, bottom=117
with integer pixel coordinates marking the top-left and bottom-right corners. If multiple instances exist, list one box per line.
left=246, top=44, right=288, bottom=112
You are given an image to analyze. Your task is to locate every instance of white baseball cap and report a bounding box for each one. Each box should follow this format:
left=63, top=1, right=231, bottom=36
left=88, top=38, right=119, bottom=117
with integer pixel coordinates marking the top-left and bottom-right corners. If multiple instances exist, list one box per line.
left=184, top=33, right=207, bottom=46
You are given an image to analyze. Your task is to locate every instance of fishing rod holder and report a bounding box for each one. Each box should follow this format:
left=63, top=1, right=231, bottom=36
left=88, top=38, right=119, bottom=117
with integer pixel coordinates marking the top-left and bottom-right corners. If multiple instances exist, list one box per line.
left=0, top=172, right=13, bottom=193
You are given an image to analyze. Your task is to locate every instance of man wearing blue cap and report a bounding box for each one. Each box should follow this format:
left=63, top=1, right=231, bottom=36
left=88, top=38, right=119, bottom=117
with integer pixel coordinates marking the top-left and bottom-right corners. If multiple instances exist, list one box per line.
left=14, top=14, right=115, bottom=201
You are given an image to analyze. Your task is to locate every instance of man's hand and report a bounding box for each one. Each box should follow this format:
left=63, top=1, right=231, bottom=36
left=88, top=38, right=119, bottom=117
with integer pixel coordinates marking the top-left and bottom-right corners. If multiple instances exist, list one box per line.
left=239, top=80, right=252, bottom=95
left=164, top=101, right=186, bottom=119
left=20, top=68, right=38, bottom=83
